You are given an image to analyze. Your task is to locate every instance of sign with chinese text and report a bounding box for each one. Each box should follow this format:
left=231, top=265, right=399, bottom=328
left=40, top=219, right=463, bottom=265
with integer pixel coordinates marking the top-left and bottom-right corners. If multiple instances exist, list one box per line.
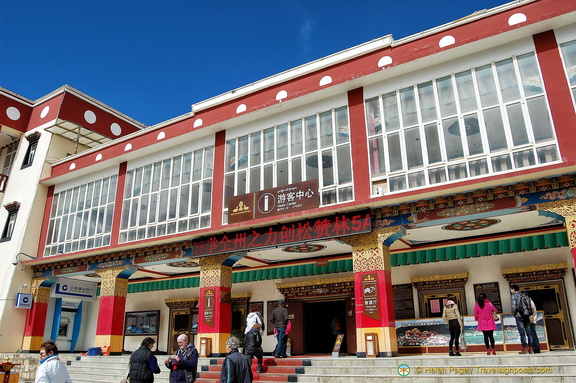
left=194, top=209, right=372, bottom=256
left=362, top=273, right=380, bottom=321
left=203, top=288, right=215, bottom=327
left=228, top=180, right=319, bottom=224
left=51, top=278, right=97, bottom=300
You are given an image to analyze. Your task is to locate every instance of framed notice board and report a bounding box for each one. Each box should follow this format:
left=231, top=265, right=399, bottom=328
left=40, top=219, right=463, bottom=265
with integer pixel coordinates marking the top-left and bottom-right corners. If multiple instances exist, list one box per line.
left=124, top=310, right=160, bottom=336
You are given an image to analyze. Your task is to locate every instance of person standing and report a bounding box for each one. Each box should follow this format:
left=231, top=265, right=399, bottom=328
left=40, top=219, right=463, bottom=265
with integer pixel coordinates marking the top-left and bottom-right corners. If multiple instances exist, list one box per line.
left=164, top=334, right=199, bottom=383
left=510, top=284, right=533, bottom=354
left=35, top=340, right=72, bottom=383
left=270, top=299, right=289, bottom=358
left=244, top=323, right=263, bottom=374
left=245, top=305, right=264, bottom=335
left=473, top=293, right=498, bottom=355
left=527, top=293, right=541, bottom=353
left=129, top=337, right=161, bottom=383
left=220, top=336, right=253, bottom=383
left=442, top=294, right=463, bottom=356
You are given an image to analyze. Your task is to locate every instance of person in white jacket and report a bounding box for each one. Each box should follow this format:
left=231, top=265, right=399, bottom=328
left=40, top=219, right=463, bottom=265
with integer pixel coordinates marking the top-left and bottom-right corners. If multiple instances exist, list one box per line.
left=35, top=340, right=72, bottom=383
left=245, top=304, right=264, bottom=335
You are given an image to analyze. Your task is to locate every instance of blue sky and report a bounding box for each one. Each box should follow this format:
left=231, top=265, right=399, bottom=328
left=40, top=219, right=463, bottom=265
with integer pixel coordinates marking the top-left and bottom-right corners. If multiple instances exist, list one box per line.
left=1, top=0, right=508, bottom=126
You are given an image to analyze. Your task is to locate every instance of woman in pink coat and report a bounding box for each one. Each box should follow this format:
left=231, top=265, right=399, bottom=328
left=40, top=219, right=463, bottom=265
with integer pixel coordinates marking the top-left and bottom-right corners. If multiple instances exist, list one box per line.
left=474, top=293, right=498, bottom=355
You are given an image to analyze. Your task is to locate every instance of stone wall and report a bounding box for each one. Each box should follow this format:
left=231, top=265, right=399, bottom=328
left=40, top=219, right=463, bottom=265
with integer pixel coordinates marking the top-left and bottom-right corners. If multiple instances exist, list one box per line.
left=0, top=353, right=79, bottom=382
left=0, top=353, right=39, bottom=383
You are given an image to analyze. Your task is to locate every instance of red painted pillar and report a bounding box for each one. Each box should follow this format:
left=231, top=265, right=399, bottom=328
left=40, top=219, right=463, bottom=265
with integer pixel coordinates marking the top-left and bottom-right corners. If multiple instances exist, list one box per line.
left=21, top=278, right=56, bottom=351
left=342, top=228, right=401, bottom=357
left=197, top=254, right=233, bottom=355
left=94, top=266, right=133, bottom=353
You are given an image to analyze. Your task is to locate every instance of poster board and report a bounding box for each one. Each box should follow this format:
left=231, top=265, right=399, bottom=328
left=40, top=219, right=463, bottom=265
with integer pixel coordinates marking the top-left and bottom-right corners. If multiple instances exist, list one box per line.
left=395, top=312, right=546, bottom=347
left=124, top=310, right=160, bottom=336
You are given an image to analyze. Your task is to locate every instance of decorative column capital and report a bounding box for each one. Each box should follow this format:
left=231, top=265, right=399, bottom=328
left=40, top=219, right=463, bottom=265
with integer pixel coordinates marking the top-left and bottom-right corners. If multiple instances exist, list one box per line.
left=31, top=278, right=51, bottom=304
left=538, top=199, right=576, bottom=249
left=538, top=199, right=576, bottom=218
left=340, top=227, right=401, bottom=273
left=95, top=266, right=129, bottom=298
left=339, top=226, right=401, bottom=250
left=195, top=254, right=234, bottom=289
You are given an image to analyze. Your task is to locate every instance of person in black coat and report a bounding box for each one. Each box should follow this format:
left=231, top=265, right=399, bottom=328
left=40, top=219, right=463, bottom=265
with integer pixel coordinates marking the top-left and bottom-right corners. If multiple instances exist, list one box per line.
left=244, top=323, right=263, bottom=373
left=220, top=336, right=253, bottom=383
left=129, top=337, right=161, bottom=383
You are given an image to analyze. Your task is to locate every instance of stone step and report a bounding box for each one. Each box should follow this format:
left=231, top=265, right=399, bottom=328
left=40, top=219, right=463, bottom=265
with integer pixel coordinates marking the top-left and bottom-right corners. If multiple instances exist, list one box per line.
left=299, top=363, right=576, bottom=375
left=60, top=351, right=576, bottom=383
left=296, top=375, right=576, bottom=383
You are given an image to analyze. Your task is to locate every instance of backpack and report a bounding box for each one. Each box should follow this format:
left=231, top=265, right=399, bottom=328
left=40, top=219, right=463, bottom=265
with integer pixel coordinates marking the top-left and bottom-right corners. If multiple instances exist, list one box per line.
left=518, top=294, right=534, bottom=317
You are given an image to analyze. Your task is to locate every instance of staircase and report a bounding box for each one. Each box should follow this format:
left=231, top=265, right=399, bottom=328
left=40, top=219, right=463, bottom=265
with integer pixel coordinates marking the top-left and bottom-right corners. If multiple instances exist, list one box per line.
left=58, top=351, right=576, bottom=383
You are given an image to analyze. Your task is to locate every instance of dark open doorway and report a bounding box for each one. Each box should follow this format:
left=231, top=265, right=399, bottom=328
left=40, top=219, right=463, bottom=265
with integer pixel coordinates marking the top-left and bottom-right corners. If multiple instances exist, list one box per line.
left=303, top=300, right=347, bottom=354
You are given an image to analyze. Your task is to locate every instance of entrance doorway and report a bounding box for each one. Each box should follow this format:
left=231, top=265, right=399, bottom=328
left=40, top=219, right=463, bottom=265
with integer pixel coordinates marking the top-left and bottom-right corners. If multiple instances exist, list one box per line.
left=168, top=308, right=199, bottom=354
left=303, top=300, right=347, bottom=354
left=522, top=281, right=573, bottom=350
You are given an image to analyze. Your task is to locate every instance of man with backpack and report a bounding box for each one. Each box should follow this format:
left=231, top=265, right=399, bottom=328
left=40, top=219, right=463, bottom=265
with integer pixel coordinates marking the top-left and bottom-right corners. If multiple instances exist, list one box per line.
left=510, top=284, right=534, bottom=354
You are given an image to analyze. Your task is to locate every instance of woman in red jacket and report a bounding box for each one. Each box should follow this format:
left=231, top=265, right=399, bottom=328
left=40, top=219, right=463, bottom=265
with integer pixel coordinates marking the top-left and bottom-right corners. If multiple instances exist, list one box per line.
left=474, top=293, right=498, bottom=355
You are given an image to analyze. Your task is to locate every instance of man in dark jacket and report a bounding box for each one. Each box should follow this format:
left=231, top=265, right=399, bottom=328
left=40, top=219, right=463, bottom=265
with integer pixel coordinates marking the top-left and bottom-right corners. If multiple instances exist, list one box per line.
left=164, top=334, right=199, bottom=383
left=129, top=337, right=161, bottom=383
left=244, top=323, right=263, bottom=373
left=510, top=284, right=533, bottom=354
left=270, top=299, right=289, bottom=358
left=220, top=336, right=253, bottom=383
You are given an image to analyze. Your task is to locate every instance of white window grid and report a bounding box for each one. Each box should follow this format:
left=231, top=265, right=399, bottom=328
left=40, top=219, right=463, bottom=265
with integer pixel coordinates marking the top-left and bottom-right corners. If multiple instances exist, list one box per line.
left=366, top=52, right=559, bottom=194
left=2, top=142, right=17, bottom=175
left=224, top=106, right=354, bottom=222
left=120, top=146, right=214, bottom=243
left=45, top=175, right=117, bottom=256
left=559, top=39, right=576, bottom=112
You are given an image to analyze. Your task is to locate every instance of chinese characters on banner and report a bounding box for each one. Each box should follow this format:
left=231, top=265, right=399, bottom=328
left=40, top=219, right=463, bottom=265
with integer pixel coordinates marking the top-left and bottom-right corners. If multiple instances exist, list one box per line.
left=194, top=210, right=372, bottom=256
left=362, top=273, right=380, bottom=321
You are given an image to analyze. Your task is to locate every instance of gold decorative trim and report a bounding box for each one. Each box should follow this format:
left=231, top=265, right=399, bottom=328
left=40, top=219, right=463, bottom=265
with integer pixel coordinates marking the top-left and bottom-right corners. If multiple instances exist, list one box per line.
left=277, top=277, right=354, bottom=289
left=538, top=200, right=576, bottom=217
left=411, top=273, right=469, bottom=283
left=232, top=293, right=252, bottom=299
left=501, top=263, right=568, bottom=275
left=339, top=227, right=401, bottom=249
left=165, top=297, right=199, bottom=304
left=96, top=266, right=129, bottom=297
left=538, top=200, right=576, bottom=249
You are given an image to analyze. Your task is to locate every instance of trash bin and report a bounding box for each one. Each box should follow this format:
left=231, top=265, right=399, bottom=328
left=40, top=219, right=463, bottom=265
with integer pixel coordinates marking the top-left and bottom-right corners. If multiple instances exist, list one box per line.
left=87, top=347, right=102, bottom=356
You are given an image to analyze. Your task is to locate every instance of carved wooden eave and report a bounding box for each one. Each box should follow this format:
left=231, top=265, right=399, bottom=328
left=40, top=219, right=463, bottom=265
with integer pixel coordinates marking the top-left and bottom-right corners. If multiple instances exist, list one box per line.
left=31, top=240, right=193, bottom=273
left=501, top=263, right=568, bottom=284
left=411, top=272, right=469, bottom=291
left=164, top=297, right=199, bottom=309
left=373, top=174, right=576, bottom=218
left=231, top=293, right=252, bottom=305
left=277, top=277, right=355, bottom=300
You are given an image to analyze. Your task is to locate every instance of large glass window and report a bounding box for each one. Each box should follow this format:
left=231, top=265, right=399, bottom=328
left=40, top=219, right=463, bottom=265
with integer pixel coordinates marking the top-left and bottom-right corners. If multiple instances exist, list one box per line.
left=45, top=175, right=117, bottom=255
left=225, top=106, right=353, bottom=221
left=560, top=39, right=576, bottom=109
left=120, top=146, right=214, bottom=243
left=366, top=52, right=558, bottom=194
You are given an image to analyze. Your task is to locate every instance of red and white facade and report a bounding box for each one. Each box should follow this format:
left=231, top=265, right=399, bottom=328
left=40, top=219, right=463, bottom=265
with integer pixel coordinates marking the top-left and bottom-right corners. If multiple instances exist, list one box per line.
left=1, top=0, right=576, bottom=356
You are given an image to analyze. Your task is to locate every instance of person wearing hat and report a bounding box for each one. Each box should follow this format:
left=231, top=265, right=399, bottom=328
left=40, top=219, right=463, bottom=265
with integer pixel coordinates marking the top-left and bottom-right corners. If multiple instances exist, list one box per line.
left=270, top=299, right=289, bottom=358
